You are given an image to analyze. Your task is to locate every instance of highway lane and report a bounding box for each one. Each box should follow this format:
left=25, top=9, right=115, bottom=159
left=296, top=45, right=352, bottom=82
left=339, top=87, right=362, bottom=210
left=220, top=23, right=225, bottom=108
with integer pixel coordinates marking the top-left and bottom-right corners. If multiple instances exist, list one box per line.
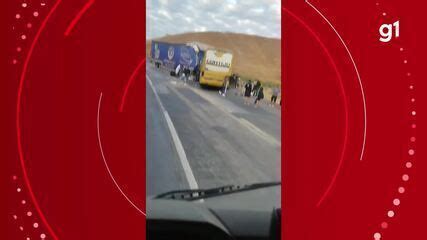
left=146, top=65, right=281, bottom=196
left=146, top=79, right=189, bottom=195
left=225, top=88, right=281, bottom=141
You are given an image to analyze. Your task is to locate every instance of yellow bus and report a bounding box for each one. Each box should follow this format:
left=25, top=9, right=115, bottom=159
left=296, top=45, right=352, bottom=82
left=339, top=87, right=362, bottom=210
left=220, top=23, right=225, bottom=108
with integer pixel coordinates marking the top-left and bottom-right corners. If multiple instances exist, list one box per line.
left=199, top=49, right=233, bottom=87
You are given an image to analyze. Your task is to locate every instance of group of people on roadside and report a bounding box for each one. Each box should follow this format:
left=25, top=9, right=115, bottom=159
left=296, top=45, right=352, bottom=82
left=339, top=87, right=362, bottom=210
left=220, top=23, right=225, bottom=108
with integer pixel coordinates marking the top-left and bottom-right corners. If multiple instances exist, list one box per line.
left=173, top=65, right=281, bottom=107
left=244, top=80, right=263, bottom=106
left=229, top=74, right=240, bottom=89
left=219, top=74, right=240, bottom=97
left=175, top=64, right=200, bottom=84
left=243, top=80, right=281, bottom=107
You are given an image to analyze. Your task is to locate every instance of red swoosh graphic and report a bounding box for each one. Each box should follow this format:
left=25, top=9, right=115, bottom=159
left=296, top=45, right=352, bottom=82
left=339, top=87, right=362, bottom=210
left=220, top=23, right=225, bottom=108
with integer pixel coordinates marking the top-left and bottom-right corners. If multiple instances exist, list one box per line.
left=119, top=57, right=146, bottom=112
left=283, top=7, right=349, bottom=207
left=64, top=0, right=95, bottom=37
left=16, top=1, right=63, bottom=239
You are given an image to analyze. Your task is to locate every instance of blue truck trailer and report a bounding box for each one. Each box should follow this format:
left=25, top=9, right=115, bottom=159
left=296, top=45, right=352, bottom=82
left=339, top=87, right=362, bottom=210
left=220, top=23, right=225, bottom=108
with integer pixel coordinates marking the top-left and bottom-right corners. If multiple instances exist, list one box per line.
left=151, top=41, right=200, bottom=73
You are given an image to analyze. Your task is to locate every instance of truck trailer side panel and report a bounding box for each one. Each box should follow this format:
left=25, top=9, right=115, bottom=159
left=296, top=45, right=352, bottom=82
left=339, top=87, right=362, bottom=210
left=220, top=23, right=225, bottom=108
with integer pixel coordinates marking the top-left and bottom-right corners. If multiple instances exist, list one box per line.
left=151, top=41, right=199, bottom=72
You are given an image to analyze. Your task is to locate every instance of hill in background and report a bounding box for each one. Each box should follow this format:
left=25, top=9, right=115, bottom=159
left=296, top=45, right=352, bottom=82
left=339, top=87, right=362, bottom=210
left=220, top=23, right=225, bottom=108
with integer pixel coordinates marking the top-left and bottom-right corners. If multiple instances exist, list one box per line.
left=147, top=32, right=281, bottom=86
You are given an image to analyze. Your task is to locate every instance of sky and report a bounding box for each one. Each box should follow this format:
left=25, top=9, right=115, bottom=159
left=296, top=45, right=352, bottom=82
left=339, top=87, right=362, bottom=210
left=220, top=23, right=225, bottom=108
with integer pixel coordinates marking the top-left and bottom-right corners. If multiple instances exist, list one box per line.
left=146, top=0, right=281, bottom=39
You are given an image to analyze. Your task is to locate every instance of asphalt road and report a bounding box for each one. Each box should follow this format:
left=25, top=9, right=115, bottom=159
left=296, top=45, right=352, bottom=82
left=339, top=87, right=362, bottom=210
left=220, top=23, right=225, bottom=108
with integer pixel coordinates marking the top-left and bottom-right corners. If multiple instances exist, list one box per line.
left=146, top=65, right=281, bottom=196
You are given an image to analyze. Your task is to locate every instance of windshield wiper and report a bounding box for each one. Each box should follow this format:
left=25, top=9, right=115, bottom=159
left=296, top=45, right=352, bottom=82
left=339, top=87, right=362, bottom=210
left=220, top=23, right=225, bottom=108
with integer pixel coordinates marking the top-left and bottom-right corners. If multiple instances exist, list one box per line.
left=154, top=181, right=281, bottom=201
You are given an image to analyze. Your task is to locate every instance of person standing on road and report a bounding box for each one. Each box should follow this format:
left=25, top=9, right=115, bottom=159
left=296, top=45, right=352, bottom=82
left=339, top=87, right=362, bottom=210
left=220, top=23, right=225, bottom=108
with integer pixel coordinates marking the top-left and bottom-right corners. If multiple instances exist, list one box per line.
left=237, top=75, right=241, bottom=88
left=194, top=64, right=200, bottom=82
left=254, top=86, right=264, bottom=107
left=232, top=74, right=239, bottom=88
left=271, top=86, right=280, bottom=105
left=252, top=81, right=261, bottom=96
left=244, top=80, right=253, bottom=105
left=219, top=77, right=229, bottom=97
left=179, top=66, right=186, bottom=83
left=175, top=64, right=181, bottom=76
left=184, top=67, right=190, bottom=83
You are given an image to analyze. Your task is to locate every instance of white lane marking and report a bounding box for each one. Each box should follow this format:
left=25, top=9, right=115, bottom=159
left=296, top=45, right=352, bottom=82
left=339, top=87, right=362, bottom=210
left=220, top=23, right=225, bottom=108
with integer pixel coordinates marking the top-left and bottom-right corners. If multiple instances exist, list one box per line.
left=306, top=0, right=367, bottom=161
left=147, top=75, right=199, bottom=190
left=97, top=92, right=146, bottom=216
left=190, top=87, right=248, bottom=115
left=188, top=87, right=280, bottom=147
left=238, top=118, right=281, bottom=147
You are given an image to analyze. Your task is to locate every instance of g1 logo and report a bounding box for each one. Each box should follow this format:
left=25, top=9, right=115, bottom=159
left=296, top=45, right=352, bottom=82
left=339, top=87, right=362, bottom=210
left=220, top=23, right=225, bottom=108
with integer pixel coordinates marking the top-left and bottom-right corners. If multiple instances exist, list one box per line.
left=379, top=20, right=400, bottom=43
